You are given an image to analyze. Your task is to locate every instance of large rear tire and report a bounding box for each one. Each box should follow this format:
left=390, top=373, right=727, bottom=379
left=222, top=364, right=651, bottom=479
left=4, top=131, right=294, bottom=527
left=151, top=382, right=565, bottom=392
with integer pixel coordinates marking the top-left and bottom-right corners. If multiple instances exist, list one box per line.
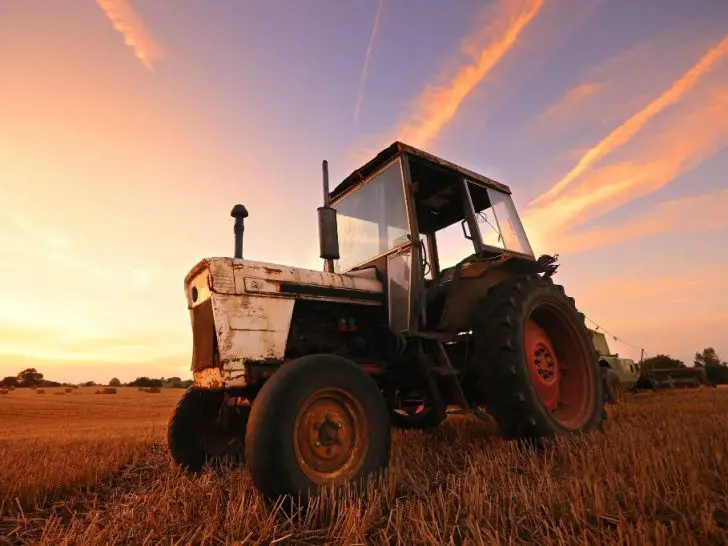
left=168, top=388, right=249, bottom=472
left=471, top=274, right=604, bottom=442
left=245, top=354, right=391, bottom=501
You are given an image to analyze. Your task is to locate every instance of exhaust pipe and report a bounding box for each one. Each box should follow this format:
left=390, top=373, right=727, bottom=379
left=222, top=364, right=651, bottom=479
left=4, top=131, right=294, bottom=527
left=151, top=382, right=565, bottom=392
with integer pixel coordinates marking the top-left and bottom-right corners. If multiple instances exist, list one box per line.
left=231, top=204, right=248, bottom=259
left=318, top=160, right=339, bottom=272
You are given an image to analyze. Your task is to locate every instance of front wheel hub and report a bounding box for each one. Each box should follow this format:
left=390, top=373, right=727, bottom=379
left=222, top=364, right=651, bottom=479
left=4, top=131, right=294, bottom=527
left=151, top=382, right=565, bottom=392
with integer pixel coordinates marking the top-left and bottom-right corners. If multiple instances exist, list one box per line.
left=525, top=319, right=561, bottom=412
left=293, top=388, right=369, bottom=484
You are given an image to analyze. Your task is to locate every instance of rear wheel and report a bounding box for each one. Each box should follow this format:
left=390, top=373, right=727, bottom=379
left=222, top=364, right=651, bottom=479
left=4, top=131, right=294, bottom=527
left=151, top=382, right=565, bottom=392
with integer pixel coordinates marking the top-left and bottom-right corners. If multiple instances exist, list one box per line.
left=472, top=274, right=604, bottom=442
left=245, top=354, right=391, bottom=501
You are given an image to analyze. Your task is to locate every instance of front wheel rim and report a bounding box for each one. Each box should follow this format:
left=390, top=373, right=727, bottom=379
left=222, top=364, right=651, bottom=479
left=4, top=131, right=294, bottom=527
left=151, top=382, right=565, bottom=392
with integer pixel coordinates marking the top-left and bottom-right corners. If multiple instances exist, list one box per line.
left=293, top=387, right=369, bottom=485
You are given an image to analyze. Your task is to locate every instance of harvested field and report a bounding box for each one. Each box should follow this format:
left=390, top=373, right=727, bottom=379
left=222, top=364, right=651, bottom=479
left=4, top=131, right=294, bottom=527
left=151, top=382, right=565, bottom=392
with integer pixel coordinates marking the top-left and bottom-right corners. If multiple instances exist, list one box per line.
left=1, top=387, right=727, bottom=544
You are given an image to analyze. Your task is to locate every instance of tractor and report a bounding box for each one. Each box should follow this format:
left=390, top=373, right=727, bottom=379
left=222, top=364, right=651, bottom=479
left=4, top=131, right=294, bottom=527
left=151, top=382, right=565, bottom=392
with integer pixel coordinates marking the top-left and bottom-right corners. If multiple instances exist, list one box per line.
left=168, top=141, right=605, bottom=501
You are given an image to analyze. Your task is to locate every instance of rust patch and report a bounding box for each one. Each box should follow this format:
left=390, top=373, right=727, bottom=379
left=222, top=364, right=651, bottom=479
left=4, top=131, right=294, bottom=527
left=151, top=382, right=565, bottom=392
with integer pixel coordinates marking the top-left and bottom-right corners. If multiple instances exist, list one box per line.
left=263, top=266, right=283, bottom=275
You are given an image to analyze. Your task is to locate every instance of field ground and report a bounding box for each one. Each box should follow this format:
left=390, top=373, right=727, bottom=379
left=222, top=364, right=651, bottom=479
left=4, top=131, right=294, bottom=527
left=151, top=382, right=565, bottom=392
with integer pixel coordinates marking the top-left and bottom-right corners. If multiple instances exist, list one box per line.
left=1, top=386, right=727, bottom=545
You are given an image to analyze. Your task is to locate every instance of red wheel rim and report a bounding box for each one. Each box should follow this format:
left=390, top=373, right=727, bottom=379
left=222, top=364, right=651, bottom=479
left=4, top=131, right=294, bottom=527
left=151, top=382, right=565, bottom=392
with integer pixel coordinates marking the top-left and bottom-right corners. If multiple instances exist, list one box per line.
left=525, top=320, right=560, bottom=412
left=524, top=307, right=595, bottom=430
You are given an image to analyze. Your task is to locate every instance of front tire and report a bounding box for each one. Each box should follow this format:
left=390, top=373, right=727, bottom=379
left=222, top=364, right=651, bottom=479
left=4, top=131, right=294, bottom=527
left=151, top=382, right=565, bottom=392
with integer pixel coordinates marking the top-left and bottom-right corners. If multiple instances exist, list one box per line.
left=245, top=354, right=391, bottom=501
left=472, top=274, right=604, bottom=442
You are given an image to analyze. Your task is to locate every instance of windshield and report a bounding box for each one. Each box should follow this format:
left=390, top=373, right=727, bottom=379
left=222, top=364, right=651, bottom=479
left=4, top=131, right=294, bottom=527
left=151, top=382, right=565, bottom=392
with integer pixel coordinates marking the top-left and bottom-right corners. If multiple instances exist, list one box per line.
left=435, top=182, right=534, bottom=269
left=333, top=159, right=410, bottom=273
left=468, top=182, right=534, bottom=256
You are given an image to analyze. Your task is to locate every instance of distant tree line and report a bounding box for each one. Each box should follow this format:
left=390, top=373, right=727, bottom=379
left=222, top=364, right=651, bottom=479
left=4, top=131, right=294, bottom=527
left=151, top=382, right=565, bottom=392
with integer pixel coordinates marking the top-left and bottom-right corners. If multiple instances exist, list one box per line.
left=0, top=368, right=193, bottom=389
left=2, top=347, right=726, bottom=389
left=639, top=347, right=728, bottom=385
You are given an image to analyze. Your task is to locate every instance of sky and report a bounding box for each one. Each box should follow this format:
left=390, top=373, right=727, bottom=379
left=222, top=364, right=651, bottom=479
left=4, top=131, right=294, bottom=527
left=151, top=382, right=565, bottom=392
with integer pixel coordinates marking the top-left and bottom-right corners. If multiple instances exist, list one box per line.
left=0, top=0, right=727, bottom=383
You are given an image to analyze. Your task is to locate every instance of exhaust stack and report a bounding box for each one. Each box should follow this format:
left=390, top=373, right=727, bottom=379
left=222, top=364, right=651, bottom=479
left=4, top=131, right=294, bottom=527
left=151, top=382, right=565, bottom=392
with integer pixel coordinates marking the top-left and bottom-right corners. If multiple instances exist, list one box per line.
left=231, top=204, right=249, bottom=259
left=318, top=160, right=339, bottom=272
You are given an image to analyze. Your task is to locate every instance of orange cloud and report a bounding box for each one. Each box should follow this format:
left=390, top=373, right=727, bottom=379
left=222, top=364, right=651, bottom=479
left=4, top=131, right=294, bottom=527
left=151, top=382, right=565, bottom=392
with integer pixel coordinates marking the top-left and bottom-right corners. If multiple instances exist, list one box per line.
left=530, top=34, right=728, bottom=208
left=523, top=82, right=728, bottom=254
left=96, top=0, right=163, bottom=70
left=351, top=0, right=543, bottom=159
left=555, top=188, right=728, bottom=254
left=536, top=82, right=602, bottom=125
left=397, top=0, right=543, bottom=149
left=353, top=0, right=386, bottom=123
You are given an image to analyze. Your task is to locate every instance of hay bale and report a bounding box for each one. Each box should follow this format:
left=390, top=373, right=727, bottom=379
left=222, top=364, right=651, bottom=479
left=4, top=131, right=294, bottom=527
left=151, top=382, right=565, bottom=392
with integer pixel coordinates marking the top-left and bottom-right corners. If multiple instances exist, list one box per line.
left=0, top=389, right=8, bottom=395
left=144, top=386, right=162, bottom=394
left=101, top=387, right=118, bottom=394
left=94, top=390, right=102, bottom=394
left=36, top=389, right=46, bottom=394
left=64, top=387, right=73, bottom=393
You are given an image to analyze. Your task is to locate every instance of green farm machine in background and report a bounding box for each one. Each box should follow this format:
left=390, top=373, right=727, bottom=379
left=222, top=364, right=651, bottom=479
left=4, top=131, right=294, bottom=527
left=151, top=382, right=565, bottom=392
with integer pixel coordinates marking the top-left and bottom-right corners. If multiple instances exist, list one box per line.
left=590, top=329, right=639, bottom=404
left=591, top=328, right=715, bottom=401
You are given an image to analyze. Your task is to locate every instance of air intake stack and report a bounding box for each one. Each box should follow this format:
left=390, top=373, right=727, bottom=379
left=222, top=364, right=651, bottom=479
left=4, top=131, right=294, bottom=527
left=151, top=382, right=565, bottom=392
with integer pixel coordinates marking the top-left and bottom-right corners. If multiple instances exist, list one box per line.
left=231, top=204, right=249, bottom=259
left=318, top=160, right=340, bottom=272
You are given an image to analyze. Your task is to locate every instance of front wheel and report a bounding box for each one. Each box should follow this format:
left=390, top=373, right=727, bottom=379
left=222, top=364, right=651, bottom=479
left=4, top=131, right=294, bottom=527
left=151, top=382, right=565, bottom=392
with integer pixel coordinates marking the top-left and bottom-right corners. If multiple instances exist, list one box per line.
left=245, top=354, right=391, bottom=501
left=471, top=274, right=604, bottom=442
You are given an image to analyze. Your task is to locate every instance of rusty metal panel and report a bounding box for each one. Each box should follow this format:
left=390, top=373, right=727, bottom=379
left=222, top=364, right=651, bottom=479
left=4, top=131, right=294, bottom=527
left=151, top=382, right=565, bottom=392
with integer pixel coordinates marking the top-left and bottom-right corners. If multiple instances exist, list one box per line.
left=193, top=367, right=227, bottom=389
left=244, top=277, right=280, bottom=294
left=208, top=258, right=236, bottom=294
left=233, top=260, right=383, bottom=292
left=210, top=292, right=294, bottom=362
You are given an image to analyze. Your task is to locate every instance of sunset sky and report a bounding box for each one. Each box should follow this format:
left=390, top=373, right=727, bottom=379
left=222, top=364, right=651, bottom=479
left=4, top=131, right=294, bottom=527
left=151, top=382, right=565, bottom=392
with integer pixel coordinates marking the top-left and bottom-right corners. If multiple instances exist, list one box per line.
left=1, top=0, right=727, bottom=383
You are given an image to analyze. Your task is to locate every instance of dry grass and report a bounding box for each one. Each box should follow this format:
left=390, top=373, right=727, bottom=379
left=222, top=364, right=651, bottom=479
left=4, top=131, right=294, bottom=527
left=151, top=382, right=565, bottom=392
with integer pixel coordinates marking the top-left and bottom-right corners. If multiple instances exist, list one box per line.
left=1, top=387, right=727, bottom=544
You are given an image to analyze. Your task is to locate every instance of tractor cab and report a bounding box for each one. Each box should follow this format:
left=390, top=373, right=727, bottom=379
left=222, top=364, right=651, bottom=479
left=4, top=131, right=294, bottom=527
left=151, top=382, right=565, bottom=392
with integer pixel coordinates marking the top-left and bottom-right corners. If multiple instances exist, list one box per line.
left=327, top=142, right=551, bottom=334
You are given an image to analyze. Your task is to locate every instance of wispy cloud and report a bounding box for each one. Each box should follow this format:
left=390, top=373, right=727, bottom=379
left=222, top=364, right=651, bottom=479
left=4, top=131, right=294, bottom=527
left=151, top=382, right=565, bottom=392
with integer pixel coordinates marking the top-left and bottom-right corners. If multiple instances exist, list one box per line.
left=530, top=35, right=728, bottom=208
left=96, top=0, right=163, bottom=70
left=350, top=0, right=543, bottom=160
left=556, top=188, right=728, bottom=254
left=396, top=0, right=543, bottom=149
left=353, top=0, right=386, bottom=123
left=535, top=82, right=602, bottom=125
left=523, top=83, right=728, bottom=253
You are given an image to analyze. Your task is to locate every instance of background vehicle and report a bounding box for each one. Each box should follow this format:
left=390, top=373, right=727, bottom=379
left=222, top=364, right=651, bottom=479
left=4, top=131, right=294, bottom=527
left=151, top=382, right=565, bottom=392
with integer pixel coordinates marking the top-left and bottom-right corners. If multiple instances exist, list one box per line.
left=168, top=141, right=606, bottom=501
left=590, top=329, right=639, bottom=404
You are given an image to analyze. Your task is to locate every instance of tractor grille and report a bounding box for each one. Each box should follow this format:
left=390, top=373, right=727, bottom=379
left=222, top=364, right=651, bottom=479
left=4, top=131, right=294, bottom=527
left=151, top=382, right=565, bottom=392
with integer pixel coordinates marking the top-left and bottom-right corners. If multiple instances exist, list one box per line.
left=191, top=299, right=217, bottom=371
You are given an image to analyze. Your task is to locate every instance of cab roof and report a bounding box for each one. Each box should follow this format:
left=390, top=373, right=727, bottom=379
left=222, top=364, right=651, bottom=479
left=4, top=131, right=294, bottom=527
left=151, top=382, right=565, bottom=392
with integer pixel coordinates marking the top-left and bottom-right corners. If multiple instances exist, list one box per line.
left=329, top=141, right=511, bottom=203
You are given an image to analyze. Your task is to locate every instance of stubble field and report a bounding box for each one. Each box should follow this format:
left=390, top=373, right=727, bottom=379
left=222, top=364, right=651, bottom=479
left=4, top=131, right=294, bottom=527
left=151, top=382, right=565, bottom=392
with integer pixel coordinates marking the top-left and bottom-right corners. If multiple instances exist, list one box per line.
left=1, top=386, right=727, bottom=545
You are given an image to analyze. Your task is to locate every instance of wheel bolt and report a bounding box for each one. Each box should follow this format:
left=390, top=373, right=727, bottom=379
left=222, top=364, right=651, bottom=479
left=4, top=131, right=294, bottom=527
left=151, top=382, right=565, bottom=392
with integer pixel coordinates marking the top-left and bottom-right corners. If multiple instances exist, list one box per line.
left=315, top=441, right=321, bottom=447
left=336, top=422, right=342, bottom=429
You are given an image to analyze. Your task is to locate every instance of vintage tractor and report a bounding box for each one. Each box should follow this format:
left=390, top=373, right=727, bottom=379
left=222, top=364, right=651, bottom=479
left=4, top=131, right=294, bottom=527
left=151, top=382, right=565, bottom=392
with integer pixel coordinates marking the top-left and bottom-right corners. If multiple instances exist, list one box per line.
left=168, top=141, right=605, bottom=501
